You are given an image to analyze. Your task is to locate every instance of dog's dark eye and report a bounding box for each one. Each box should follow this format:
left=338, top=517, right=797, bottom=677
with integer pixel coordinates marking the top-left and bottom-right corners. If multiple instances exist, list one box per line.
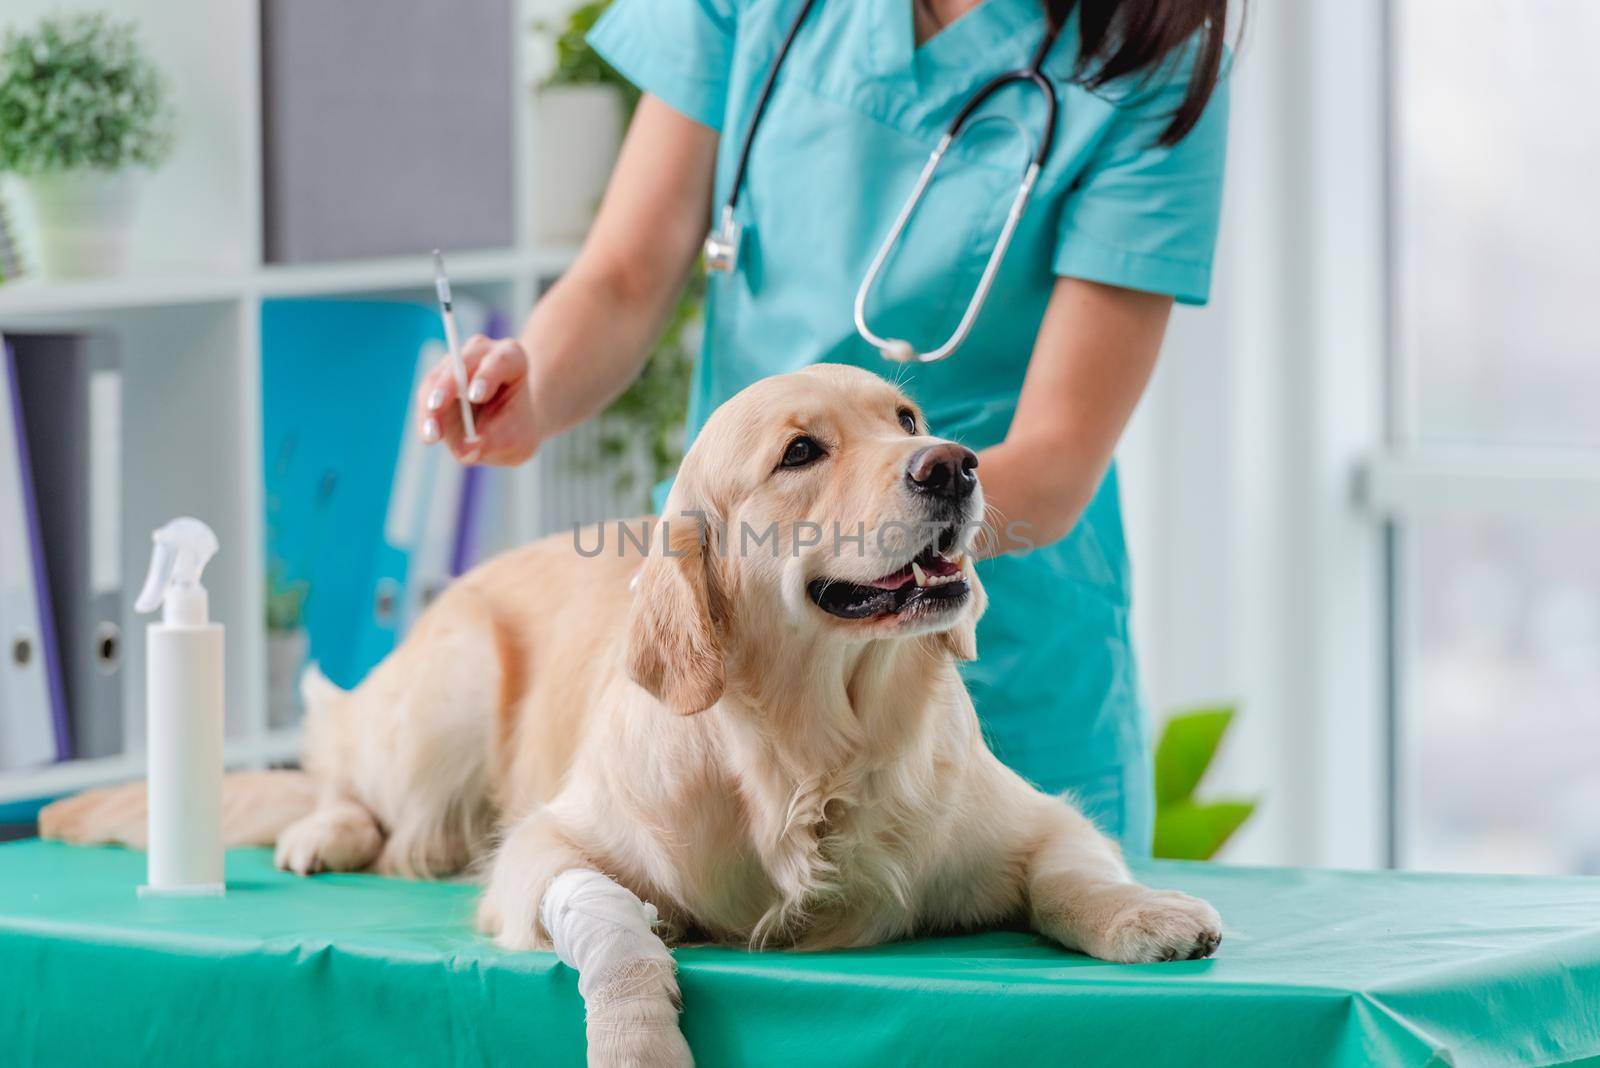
left=897, top=408, right=918, bottom=435
left=779, top=436, right=824, bottom=469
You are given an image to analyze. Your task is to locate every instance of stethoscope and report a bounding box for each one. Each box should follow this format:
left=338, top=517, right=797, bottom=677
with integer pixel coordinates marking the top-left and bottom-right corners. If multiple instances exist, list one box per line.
left=703, top=0, right=1061, bottom=364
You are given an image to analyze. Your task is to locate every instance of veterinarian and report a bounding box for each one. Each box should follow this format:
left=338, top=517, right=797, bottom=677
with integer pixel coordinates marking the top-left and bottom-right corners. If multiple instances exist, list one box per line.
left=420, top=0, right=1230, bottom=852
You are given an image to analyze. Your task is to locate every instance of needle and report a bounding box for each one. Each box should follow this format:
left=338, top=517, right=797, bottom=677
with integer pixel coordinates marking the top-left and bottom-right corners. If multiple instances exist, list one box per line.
left=432, top=249, right=479, bottom=444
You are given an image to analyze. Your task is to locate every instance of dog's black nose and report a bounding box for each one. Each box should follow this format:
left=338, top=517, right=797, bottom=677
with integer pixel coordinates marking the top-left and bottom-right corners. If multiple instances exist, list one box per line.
left=905, top=443, right=978, bottom=500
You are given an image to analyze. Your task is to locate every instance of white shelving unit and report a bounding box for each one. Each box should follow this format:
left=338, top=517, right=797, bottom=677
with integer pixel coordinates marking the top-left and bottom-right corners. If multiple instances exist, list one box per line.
left=0, top=0, right=585, bottom=806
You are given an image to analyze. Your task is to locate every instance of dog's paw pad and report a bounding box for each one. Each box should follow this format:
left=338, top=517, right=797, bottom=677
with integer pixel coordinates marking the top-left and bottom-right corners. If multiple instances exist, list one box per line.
left=1100, top=888, right=1223, bottom=963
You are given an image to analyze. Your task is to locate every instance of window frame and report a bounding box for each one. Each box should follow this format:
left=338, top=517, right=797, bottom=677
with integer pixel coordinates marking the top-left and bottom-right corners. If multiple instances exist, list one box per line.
left=1125, top=0, right=1600, bottom=871
left=1361, top=0, right=1600, bottom=868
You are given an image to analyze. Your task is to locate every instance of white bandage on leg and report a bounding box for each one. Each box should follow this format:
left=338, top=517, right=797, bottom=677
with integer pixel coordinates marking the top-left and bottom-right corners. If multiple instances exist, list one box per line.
left=540, top=868, right=676, bottom=999
left=542, top=869, right=691, bottom=1066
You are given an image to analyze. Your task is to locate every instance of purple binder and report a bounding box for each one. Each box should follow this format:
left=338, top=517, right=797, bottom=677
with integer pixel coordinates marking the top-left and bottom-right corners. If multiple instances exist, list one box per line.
left=3, top=340, right=69, bottom=760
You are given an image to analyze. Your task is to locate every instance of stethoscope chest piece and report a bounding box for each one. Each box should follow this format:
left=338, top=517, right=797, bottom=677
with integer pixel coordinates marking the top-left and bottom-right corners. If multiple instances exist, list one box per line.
left=704, top=205, right=742, bottom=274
left=879, top=339, right=917, bottom=363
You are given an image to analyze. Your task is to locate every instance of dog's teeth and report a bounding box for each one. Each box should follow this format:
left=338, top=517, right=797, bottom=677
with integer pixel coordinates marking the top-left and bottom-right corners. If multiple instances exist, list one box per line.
left=960, top=554, right=974, bottom=578
left=911, top=561, right=929, bottom=587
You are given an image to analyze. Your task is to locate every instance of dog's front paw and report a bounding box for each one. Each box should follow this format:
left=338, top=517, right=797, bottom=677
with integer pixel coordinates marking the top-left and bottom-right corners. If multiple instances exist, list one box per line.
left=1091, top=886, right=1222, bottom=963
left=274, top=808, right=382, bottom=876
left=588, top=1009, right=693, bottom=1068
left=476, top=880, right=552, bottom=952
left=588, top=959, right=693, bottom=1068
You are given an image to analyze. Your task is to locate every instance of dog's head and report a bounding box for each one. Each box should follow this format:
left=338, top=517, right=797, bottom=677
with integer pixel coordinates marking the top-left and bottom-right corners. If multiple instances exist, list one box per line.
left=627, top=364, right=987, bottom=714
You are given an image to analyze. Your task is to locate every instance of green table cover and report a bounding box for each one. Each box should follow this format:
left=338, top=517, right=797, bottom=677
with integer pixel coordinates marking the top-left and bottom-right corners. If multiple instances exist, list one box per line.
left=2, top=840, right=1599, bottom=1066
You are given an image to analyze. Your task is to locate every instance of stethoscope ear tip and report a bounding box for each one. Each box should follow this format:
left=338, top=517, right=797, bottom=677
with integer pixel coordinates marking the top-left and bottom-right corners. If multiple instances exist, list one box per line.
left=880, top=339, right=917, bottom=363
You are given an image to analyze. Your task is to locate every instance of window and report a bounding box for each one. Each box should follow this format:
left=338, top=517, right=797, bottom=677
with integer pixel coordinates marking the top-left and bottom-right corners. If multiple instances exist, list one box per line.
left=1403, top=518, right=1600, bottom=873
left=1388, top=0, right=1600, bottom=873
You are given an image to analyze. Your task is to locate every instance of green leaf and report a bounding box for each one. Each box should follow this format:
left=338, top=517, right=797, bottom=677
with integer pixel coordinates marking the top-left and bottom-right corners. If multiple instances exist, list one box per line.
left=0, top=13, right=175, bottom=174
left=1152, top=799, right=1256, bottom=861
left=1153, top=706, right=1235, bottom=807
left=533, top=1, right=641, bottom=114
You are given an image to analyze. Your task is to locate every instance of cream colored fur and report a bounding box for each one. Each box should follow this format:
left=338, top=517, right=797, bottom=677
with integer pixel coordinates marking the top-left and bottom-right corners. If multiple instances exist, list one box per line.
left=43, top=365, right=1221, bottom=1065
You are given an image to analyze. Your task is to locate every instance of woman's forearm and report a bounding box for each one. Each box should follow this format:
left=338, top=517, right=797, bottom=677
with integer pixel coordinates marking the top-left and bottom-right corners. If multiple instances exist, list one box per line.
left=974, top=277, right=1173, bottom=557
left=976, top=436, right=1108, bottom=554
left=518, top=254, right=693, bottom=440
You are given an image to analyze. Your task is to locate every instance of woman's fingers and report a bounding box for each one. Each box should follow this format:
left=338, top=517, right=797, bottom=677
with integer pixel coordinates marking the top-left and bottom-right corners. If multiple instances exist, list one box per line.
left=421, top=334, right=493, bottom=413
left=419, top=334, right=494, bottom=443
left=425, top=396, right=483, bottom=462
left=466, top=339, right=528, bottom=405
left=416, top=335, right=535, bottom=467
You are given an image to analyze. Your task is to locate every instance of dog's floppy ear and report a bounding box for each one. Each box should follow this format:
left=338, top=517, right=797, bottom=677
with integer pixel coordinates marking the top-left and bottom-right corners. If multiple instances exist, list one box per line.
left=626, top=515, right=724, bottom=715
left=936, top=564, right=987, bottom=662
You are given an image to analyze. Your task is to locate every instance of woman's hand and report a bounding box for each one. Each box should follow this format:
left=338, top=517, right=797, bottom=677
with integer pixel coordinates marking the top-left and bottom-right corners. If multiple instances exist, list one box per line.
left=418, top=334, right=541, bottom=466
left=416, top=95, right=717, bottom=468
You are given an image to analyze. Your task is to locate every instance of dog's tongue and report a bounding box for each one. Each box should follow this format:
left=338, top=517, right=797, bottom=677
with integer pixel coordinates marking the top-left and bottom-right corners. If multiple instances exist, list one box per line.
left=867, top=563, right=915, bottom=590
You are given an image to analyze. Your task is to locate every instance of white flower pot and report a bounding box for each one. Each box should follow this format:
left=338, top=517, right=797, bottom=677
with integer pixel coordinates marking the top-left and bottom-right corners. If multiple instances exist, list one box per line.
left=534, top=85, right=624, bottom=244
left=15, top=169, right=142, bottom=279
left=267, top=628, right=310, bottom=731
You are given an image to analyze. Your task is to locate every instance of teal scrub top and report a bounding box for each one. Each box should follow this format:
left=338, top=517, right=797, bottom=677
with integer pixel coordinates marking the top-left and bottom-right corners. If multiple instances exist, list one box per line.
left=590, top=0, right=1229, bottom=851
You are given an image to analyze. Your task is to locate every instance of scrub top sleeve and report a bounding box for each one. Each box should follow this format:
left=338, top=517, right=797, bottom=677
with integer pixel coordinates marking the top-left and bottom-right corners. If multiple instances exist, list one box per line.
left=1053, top=56, right=1231, bottom=306
left=586, top=0, right=739, bottom=131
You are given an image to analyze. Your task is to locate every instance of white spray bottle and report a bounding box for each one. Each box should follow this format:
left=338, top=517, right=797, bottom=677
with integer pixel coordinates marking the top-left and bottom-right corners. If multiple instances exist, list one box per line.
left=135, top=517, right=225, bottom=897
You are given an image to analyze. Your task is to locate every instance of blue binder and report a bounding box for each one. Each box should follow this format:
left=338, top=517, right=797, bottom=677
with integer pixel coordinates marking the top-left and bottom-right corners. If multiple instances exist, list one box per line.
left=261, top=299, right=487, bottom=690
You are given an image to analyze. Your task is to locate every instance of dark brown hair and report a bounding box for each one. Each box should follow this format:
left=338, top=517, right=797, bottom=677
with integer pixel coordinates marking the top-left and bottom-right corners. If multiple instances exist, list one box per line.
left=1044, top=0, right=1232, bottom=145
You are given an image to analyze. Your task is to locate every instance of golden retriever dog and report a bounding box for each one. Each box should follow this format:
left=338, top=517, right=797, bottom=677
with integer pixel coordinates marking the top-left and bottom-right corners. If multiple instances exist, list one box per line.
left=44, top=364, right=1221, bottom=1065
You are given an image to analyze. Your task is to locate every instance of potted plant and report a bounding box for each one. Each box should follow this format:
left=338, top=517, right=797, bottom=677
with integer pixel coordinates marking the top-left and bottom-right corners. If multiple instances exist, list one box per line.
left=265, top=566, right=310, bottom=730
left=0, top=13, right=175, bottom=278
left=530, top=2, right=633, bottom=244
left=1151, top=704, right=1258, bottom=860
left=0, top=197, right=22, bottom=282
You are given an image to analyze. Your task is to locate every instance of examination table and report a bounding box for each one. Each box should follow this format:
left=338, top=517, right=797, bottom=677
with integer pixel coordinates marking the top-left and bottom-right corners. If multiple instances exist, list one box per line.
left=2, top=840, right=1598, bottom=1066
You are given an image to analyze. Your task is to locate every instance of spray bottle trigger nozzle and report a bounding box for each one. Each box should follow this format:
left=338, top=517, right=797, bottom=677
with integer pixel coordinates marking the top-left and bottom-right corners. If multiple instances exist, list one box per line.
left=135, top=540, right=177, bottom=614
left=136, top=517, right=220, bottom=624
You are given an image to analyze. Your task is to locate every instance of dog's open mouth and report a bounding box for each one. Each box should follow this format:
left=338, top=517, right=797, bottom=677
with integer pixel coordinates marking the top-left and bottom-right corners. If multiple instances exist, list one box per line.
left=806, top=525, right=971, bottom=621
